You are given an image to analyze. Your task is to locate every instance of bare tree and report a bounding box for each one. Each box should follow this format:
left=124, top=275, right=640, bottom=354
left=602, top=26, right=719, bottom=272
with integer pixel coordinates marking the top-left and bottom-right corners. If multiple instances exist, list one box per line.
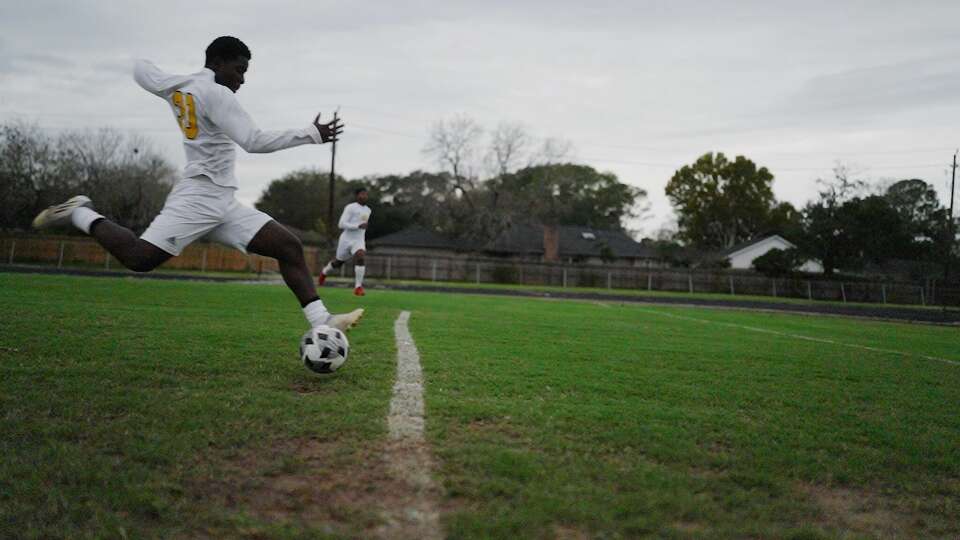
left=816, top=162, right=866, bottom=207
left=486, top=122, right=529, bottom=178
left=655, top=222, right=680, bottom=242
left=0, top=122, right=174, bottom=232
left=0, top=122, right=59, bottom=230
left=420, top=116, right=588, bottom=243
left=529, top=136, right=575, bottom=166
left=422, top=114, right=483, bottom=208
left=58, top=128, right=175, bottom=233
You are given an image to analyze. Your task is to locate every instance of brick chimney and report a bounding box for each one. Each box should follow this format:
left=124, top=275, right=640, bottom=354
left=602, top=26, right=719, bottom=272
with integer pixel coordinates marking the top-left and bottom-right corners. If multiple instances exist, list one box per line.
left=542, top=224, right=560, bottom=262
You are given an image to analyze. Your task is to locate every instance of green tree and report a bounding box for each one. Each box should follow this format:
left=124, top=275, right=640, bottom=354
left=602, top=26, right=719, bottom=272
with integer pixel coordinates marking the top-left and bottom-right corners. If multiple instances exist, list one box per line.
left=362, top=164, right=645, bottom=245
left=752, top=248, right=801, bottom=277
left=665, top=152, right=776, bottom=249
left=798, top=166, right=928, bottom=274
left=842, top=195, right=912, bottom=266
left=884, top=178, right=946, bottom=260
left=766, top=201, right=804, bottom=242
left=254, top=168, right=356, bottom=236
left=364, top=170, right=458, bottom=238
left=797, top=165, right=867, bottom=275
left=802, top=195, right=908, bottom=274
left=494, top=163, right=646, bottom=229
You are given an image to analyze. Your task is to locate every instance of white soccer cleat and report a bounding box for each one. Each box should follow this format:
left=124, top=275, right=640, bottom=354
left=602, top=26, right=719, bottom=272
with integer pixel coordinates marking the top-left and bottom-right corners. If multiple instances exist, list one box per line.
left=32, top=195, right=94, bottom=230
left=326, top=308, right=364, bottom=332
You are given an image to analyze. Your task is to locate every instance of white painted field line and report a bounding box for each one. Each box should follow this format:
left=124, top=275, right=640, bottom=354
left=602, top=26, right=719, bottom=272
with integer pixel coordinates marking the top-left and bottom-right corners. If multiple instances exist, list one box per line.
left=640, top=308, right=959, bottom=367
left=378, top=311, right=442, bottom=540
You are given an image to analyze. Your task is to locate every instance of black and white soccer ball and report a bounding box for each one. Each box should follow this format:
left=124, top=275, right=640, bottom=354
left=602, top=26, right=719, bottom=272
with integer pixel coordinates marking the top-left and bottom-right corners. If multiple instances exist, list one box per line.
left=300, top=324, right=350, bottom=373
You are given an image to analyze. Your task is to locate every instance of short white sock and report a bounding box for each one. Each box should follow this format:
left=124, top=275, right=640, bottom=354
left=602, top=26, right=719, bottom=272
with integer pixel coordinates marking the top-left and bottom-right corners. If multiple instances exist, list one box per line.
left=71, top=207, right=104, bottom=234
left=355, top=265, right=365, bottom=288
left=322, top=262, right=334, bottom=275
left=302, top=299, right=329, bottom=328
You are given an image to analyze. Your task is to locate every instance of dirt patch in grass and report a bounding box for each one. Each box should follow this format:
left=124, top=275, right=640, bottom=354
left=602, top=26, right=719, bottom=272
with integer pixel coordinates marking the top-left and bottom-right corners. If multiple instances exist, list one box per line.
left=553, top=523, right=592, bottom=539
left=464, top=417, right=529, bottom=445
left=288, top=381, right=323, bottom=395
left=798, top=482, right=918, bottom=538
left=186, top=437, right=445, bottom=538
left=671, top=521, right=706, bottom=534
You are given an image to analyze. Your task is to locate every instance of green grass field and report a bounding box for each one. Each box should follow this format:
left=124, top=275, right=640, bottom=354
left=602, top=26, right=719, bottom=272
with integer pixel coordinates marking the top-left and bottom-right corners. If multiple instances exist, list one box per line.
left=1, top=273, right=958, bottom=539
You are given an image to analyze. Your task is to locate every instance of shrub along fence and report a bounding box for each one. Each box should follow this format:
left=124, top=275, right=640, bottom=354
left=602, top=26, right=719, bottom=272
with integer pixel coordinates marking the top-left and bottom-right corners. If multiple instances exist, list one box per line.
left=2, top=235, right=955, bottom=307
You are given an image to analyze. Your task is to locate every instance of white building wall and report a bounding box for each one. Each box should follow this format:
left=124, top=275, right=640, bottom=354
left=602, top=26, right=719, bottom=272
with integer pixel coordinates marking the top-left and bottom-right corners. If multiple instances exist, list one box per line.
left=726, top=236, right=823, bottom=273
left=728, top=237, right=793, bottom=269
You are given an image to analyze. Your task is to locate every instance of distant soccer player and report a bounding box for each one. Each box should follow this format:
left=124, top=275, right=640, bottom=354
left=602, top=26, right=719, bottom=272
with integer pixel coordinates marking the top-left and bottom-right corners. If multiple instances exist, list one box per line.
left=32, top=36, right=363, bottom=333
left=318, top=187, right=371, bottom=296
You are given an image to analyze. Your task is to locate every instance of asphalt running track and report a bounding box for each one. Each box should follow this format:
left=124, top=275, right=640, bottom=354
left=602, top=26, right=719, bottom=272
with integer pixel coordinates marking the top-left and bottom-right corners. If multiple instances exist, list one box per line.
left=4, top=264, right=959, bottom=325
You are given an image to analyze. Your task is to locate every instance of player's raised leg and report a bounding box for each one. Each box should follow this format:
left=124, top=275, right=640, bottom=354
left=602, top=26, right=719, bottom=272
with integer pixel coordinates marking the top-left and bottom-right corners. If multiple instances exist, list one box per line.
left=352, top=248, right=366, bottom=296
left=317, top=257, right=345, bottom=286
left=33, top=196, right=171, bottom=272
left=247, top=220, right=362, bottom=332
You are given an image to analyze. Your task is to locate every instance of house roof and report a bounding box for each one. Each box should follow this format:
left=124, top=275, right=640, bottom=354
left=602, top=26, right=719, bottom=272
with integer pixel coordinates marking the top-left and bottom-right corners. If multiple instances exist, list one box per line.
left=369, top=225, right=460, bottom=250
left=722, top=235, right=796, bottom=258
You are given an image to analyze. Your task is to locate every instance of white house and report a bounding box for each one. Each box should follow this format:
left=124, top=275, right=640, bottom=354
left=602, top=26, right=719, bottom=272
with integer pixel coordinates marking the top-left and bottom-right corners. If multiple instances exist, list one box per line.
left=723, top=235, right=823, bottom=273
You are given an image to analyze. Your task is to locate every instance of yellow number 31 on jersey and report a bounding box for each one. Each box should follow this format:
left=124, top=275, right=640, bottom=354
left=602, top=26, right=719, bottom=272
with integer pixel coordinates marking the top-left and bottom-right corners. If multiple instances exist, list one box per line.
left=172, top=91, right=199, bottom=139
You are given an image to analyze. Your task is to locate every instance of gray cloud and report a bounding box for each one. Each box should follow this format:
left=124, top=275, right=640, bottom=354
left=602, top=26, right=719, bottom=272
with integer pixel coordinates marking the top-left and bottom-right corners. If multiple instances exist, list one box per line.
left=2, top=0, right=960, bottom=235
left=784, top=58, right=960, bottom=119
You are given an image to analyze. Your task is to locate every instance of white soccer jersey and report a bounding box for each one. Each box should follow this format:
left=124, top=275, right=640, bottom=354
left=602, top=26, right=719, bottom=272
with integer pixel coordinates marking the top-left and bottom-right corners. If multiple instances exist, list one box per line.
left=133, top=59, right=324, bottom=189
left=338, top=202, right=372, bottom=241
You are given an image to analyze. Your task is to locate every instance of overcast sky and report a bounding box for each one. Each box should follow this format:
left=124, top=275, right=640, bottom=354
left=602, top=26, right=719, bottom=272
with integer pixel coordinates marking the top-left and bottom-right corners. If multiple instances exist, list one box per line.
left=2, top=1, right=959, bottom=237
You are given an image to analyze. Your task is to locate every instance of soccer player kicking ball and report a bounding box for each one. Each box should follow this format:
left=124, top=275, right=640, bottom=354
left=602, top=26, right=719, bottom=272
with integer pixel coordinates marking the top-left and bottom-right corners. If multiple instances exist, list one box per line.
left=318, top=187, right=371, bottom=296
left=32, top=36, right=363, bottom=334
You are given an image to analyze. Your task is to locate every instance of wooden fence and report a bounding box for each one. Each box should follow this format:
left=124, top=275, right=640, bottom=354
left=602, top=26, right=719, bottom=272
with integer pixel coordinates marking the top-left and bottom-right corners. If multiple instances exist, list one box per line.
left=2, top=235, right=956, bottom=307
left=0, top=235, right=322, bottom=275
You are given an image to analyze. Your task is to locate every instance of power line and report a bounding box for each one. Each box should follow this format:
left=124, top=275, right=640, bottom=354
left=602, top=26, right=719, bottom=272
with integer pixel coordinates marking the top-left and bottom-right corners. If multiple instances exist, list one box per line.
left=349, top=123, right=423, bottom=140
left=578, top=155, right=950, bottom=172
left=8, top=108, right=956, bottom=159
left=2, top=111, right=953, bottom=174
left=578, top=140, right=956, bottom=157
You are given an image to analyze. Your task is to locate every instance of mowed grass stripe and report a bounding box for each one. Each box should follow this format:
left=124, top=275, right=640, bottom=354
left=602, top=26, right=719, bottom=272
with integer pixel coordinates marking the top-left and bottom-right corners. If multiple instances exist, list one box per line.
left=638, top=301, right=960, bottom=367
left=407, top=295, right=960, bottom=538
left=637, top=306, right=960, bottom=367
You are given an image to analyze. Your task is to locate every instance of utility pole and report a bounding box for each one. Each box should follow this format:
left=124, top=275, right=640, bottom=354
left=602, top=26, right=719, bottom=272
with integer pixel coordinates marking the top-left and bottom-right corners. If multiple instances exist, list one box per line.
left=327, top=108, right=340, bottom=241
left=945, top=150, right=957, bottom=311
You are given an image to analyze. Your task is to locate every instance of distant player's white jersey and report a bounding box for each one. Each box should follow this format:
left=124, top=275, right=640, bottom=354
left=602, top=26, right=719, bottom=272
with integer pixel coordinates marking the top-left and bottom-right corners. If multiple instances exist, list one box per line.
left=133, top=59, right=324, bottom=189
left=338, top=202, right=371, bottom=241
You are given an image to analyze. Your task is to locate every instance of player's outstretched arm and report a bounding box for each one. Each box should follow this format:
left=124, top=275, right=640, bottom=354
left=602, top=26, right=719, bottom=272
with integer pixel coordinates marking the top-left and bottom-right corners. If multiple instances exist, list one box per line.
left=133, top=59, right=191, bottom=97
left=213, top=92, right=343, bottom=154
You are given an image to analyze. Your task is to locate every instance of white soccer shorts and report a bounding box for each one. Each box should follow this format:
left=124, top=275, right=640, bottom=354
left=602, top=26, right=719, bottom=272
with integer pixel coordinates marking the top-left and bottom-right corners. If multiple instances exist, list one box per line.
left=335, top=235, right=366, bottom=262
left=141, top=176, right=273, bottom=256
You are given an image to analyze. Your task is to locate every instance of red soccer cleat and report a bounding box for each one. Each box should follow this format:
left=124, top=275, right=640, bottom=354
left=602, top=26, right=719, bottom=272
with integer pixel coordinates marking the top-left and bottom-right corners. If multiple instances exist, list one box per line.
left=354, top=286, right=365, bottom=296
left=317, top=273, right=326, bottom=286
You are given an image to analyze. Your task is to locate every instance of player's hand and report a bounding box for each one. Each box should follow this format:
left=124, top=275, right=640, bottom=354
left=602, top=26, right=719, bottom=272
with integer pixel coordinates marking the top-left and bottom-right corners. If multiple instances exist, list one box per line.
left=359, top=222, right=368, bottom=229
left=313, top=113, right=344, bottom=144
